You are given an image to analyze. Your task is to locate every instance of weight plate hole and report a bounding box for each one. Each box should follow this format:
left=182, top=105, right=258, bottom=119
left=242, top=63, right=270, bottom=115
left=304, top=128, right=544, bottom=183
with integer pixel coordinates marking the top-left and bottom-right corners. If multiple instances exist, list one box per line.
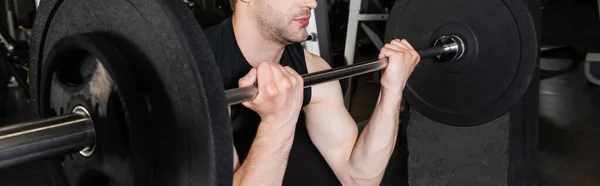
left=54, top=50, right=97, bottom=87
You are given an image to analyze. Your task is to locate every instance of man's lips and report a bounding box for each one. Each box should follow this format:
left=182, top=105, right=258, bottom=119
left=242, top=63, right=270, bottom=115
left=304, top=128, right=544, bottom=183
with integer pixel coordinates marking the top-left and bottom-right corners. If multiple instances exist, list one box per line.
left=295, top=17, right=310, bottom=26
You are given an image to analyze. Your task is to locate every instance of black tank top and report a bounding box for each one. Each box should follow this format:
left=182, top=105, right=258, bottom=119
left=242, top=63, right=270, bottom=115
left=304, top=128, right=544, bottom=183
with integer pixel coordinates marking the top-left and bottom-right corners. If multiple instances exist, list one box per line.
left=204, top=18, right=342, bottom=186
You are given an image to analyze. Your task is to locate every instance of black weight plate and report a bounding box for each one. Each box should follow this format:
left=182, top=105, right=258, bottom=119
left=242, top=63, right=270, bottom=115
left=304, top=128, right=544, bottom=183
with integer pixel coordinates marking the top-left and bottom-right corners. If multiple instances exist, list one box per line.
left=42, top=33, right=149, bottom=185
left=29, top=0, right=232, bottom=185
left=384, top=0, right=538, bottom=126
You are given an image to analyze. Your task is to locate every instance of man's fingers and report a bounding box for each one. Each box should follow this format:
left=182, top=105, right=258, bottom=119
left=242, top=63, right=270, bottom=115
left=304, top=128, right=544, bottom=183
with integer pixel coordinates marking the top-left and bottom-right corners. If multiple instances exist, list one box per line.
left=387, top=39, right=420, bottom=63
left=238, top=68, right=257, bottom=87
left=280, top=66, right=298, bottom=87
left=383, top=43, right=402, bottom=51
left=268, top=62, right=285, bottom=85
left=284, top=66, right=303, bottom=84
left=400, top=39, right=415, bottom=50
left=411, top=49, right=421, bottom=63
left=391, top=39, right=412, bottom=50
left=257, top=62, right=279, bottom=97
left=241, top=101, right=254, bottom=110
left=379, top=47, right=395, bottom=59
left=267, top=64, right=292, bottom=92
left=380, top=47, right=410, bottom=59
left=280, top=65, right=292, bottom=77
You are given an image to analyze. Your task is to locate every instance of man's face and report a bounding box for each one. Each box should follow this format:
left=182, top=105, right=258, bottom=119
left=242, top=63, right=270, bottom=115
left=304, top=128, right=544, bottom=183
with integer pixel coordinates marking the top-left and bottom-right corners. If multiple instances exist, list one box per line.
left=252, top=0, right=317, bottom=45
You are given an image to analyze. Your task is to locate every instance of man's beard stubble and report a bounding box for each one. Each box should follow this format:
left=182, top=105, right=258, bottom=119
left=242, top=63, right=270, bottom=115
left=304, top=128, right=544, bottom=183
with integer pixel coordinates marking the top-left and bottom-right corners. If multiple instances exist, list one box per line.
left=255, top=3, right=310, bottom=45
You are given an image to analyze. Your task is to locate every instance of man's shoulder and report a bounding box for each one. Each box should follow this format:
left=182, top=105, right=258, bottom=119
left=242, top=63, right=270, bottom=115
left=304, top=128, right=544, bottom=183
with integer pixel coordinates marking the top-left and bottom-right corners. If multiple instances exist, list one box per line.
left=303, top=49, right=332, bottom=73
left=202, top=17, right=231, bottom=41
left=201, top=17, right=234, bottom=61
left=303, top=49, right=345, bottom=107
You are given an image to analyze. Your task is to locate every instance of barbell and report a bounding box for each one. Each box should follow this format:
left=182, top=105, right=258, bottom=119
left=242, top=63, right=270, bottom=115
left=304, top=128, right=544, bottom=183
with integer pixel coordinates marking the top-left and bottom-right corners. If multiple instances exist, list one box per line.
left=2, top=0, right=538, bottom=185
left=226, top=35, right=465, bottom=105
left=0, top=33, right=463, bottom=169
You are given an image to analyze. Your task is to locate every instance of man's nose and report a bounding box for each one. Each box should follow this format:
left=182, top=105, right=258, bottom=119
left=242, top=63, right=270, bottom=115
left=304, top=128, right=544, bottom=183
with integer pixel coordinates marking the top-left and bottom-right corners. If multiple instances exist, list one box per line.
left=301, top=0, right=318, bottom=9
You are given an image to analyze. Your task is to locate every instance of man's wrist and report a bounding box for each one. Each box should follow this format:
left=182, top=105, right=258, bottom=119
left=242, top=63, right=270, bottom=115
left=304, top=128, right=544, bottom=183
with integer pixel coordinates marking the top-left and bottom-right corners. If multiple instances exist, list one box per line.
left=261, top=117, right=296, bottom=128
left=258, top=119, right=297, bottom=138
left=378, top=88, right=403, bottom=112
left=381, top=87, right=404, bottom=99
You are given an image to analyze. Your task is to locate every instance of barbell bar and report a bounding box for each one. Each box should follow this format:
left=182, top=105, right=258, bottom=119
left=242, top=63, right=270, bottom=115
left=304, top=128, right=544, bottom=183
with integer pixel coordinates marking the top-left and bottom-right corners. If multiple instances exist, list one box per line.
left=226, top=35, right=464, bottom=105
left=0, top=106, right=94, bottom=169
left=0, top=35, right=463, bottom=169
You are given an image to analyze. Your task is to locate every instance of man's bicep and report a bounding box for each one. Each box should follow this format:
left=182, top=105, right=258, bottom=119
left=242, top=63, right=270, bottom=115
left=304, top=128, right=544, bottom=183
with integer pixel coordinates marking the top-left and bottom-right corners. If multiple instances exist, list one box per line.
left=303, top=80, right=359, bottom=178
left=303, top=51, right=360, bottom=178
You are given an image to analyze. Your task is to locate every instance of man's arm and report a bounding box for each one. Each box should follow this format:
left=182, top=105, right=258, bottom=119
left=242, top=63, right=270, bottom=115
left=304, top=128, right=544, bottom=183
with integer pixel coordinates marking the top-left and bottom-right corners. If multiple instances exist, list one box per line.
left=303, top=50, right=403, bottom=186
left=231, top=62, right=305, bottom=186
left=233, top=120, right=296, bottom=186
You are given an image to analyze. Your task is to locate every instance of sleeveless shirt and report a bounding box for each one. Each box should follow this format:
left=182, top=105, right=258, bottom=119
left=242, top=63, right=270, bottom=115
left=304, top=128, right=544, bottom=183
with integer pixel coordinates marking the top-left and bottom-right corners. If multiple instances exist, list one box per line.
left=204, top=17, right=342, bottom=186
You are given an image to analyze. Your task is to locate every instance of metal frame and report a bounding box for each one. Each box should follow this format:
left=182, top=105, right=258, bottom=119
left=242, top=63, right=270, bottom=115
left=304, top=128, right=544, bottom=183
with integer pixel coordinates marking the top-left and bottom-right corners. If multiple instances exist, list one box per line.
left=342, top=0, right=388, bottom=108
left=4, top=0, right=15, bottom=39
left=302, top=0, right=332, bottom=63
left=585, top=53, right=600, bottom=86
left=303, top=9, right=321, bottom=56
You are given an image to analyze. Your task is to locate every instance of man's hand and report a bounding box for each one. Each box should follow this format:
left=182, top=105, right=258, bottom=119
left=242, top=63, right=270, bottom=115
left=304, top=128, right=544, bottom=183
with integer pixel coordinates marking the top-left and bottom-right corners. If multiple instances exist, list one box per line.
left=238, top=61, right=305, bottom=125
left=378, top=39, right=421, bottom=93
left=233, top=61, right=304, bottom=186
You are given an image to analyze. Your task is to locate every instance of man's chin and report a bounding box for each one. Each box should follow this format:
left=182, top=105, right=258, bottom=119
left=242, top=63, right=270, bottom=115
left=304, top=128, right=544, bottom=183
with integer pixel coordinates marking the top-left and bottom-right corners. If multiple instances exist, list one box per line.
left=297, top=30, right=309, bottom=40
left=282, top=34, right=308, bottom=44
left=293, top=35, right=309, bottom=43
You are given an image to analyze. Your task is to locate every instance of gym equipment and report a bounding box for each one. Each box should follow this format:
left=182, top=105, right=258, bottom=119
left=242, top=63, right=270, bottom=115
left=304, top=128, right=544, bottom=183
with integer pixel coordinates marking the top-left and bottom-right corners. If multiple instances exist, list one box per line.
left=0, top=106, right=93, bottom=169
left=303, top=0, right=333, bottom=64
left=385, top=0, right=538, bottom=126
left=585, top=53, right=600, bottom=86
left=227, top=36, right=463, bottom=105
left=397, top=0, right=541, bottom=185
left=1, top=32, right=463, bottom=170
left=27, top=0, right=231, bottom=185
left=0, top=0, right=538, bottom=185
left=342, top=0, right=389, bottom=108
left=0, top=0, right=34, bottom=107
left=540, top=46, right=583, bottom=80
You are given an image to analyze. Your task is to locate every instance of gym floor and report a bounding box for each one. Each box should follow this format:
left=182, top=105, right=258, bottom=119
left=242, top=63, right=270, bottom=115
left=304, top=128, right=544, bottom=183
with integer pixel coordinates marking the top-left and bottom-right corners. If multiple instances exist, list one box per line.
left=0, top=0, right=599, bottom=185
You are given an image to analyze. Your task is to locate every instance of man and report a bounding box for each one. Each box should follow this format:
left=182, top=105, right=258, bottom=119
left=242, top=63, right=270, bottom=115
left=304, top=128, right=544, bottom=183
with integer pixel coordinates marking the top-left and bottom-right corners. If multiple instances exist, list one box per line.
left=203, top=0, right=420, bottom=185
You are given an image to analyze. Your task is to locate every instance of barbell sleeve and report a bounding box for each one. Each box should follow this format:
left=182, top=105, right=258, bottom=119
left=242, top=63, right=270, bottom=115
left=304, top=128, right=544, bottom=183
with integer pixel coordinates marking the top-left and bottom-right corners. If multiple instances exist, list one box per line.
left=225, top=36, right=462, bottom=105
left=0, top=111, right=95, bottom=169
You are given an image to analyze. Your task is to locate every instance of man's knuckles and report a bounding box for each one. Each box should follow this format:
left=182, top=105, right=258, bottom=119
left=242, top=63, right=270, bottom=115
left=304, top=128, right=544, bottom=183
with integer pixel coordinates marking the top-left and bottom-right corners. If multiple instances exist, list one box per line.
left=390, top=40, right=403, bottom=47
left=408, top=50, right=419, bottom=60
left=384, top=43, right=394, bottom=49
left=287, top=76, right=297, bottom=87
left=278, top=78, right=293, bottom=91
left=263, top=82, right=280, bottom=97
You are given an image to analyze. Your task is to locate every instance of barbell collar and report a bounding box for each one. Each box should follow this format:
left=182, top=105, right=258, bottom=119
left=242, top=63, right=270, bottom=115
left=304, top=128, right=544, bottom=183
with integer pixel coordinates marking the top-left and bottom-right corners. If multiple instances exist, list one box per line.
left=226, top=35, right=464, bottom=105
left=0, top=107, right=95, bottom=169
left=433, top=35, right=465, bottom=62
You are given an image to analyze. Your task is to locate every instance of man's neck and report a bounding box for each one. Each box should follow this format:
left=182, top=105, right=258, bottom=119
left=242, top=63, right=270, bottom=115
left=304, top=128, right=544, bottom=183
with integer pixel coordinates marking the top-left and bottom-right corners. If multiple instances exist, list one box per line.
left=232, top=14, right=286, bottom=67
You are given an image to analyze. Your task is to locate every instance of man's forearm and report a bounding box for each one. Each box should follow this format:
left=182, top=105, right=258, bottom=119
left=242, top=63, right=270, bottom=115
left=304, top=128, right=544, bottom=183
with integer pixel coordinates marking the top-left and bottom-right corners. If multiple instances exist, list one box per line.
left=347, top=90, right=402, bottom=183
left=234, top=121, right=296, bottom=186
